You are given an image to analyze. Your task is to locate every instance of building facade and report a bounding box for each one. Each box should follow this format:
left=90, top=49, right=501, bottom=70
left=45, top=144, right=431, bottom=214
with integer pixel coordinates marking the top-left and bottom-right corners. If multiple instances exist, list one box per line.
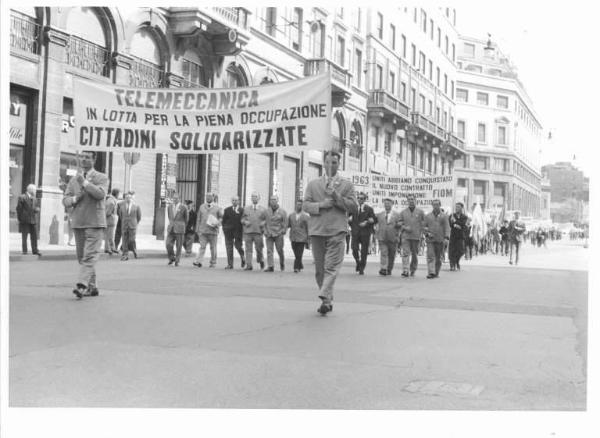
left=541, top=162, right=589, bottom=224
left=9, top=6, right=464, bottom=243
left=453, top=35, right=543, bottom=217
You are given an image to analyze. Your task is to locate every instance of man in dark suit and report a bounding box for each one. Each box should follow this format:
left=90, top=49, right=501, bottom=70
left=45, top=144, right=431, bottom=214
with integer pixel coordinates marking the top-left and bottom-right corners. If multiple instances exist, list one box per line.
left=16, top=183, right=41, bottom=256
left=166, top=192, right=188, bottom=266
left=118, top=191, right=141, bottom=261
left=350, top=192, right=377, bottom=275
left=183, top=200, right=197, bottom=256
left=62, top=151, right=109, bottom=298
left=222, top=195, right=245, bottom=269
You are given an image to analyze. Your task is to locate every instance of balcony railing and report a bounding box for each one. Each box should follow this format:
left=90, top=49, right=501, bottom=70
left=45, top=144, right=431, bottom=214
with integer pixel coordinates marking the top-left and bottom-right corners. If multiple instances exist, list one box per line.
left=305, top=58, right=352, bottom=90
left=10, top=11, right=40, bottom=55
left=436, top=125, right=445, bottom=138
left=367, top=89, right=410, bottom=118
left=129, top=56, right=165, bottom=88
left=211, top=7, right=249, bottom=29
left=448, top=133, right=465, bottom=150
left=65, top=35, right=111, bottom=77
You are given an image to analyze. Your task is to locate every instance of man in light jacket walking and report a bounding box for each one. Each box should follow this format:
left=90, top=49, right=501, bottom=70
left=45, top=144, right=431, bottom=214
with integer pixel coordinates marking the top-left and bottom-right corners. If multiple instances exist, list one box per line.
left=194, top=193, right=222, bottom=268
left=375, top=197, right=401, bottom=276
left=398, top=194, right=425, bottom=277
left=423, top=199, right=450, bottom=278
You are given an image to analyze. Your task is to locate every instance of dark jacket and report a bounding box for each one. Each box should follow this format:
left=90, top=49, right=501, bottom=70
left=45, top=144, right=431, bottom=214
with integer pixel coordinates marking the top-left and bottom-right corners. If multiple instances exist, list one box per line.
left=186, top=209, right=197, bottom=234
left=222, top=205, right=244, bottom=235
left=350, top=203, right=377, bottom=236
left=449, top=212, right=468, bottom=241
left=118, top=202, right=142, bottom=230
left=16, top=193, right=39, bottom=225
left=167, top=202, right=189, bottom=234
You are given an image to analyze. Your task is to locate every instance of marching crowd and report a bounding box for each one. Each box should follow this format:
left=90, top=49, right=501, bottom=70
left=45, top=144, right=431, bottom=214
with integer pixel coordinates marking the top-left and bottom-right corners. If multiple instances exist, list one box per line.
left=16, top=150, right=531, bottom=315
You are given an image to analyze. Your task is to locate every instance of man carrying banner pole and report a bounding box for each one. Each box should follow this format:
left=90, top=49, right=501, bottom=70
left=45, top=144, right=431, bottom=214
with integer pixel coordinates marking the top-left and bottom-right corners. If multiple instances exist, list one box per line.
left=303, top=151, right=357, bottom=315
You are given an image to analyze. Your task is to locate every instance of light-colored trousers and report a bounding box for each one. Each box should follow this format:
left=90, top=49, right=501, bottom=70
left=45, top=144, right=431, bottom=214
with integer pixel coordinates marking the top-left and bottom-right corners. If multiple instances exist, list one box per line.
left=74, top=227, right=104, bottom=288
left=310, top=232, right=346, bottom=304
left=379, top=240, right=397, bottom=272
left=426, top=241, right=444, bottom=275
left=244, top=233, right=264, bottom=268
left=266, top=234, right=285, bottom=268
left=401, top=238, right=420, bottom=273
left=104, top=224, right=116, bottom=252
left=196, top=233, right=218, bottom=266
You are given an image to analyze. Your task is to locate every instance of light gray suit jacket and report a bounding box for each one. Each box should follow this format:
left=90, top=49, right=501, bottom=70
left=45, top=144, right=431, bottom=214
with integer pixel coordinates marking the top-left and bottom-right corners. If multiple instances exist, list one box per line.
left=63, top=169, right=109, bottom=229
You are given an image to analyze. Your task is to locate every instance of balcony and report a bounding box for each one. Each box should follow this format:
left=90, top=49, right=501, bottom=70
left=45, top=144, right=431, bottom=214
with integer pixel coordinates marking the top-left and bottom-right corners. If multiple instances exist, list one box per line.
left=10, top=11, right=40, bottom=55
left=367, top=89, right=411, bottom=125
left=447, top=133, right=465, bottom=151
left=129, top=56, right=165, bottom=88
left=65, top=35, right=111, bottom=77
left=169, top=7, right=250, bottom=56
left=304, top=58, right=352, bottom=106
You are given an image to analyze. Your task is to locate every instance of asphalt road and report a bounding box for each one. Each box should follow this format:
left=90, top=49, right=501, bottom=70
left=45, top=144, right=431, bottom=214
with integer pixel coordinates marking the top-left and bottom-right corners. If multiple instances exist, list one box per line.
left=9, top=241, right=588, bottom=409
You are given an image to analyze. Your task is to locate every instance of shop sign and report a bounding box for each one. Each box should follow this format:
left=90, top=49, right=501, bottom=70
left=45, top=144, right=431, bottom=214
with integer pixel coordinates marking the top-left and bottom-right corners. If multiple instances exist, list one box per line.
left=73, top=74, right=332, bottom=154
left=9, top=95, right=27, bottom=146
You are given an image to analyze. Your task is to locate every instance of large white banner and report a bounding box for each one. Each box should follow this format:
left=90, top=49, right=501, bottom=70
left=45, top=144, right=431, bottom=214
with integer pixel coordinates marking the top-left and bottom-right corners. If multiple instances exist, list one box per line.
left=72, top=73, right=331, bottom=154
left=341, top=171, right=456, bottom=212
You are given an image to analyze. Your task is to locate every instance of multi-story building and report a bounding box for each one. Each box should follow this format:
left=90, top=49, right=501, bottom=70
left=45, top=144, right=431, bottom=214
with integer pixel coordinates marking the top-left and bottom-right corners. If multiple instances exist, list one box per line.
left=453, top=35, right=543, bottom=217
left=541, top=162, right=589, bottom=203
left=8, top=6, right=464, bottom=243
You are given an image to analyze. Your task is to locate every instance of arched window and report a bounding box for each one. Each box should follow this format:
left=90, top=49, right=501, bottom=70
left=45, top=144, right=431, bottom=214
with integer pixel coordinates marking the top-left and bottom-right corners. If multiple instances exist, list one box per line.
left=181, top=50, right=206, bottom=88
left=64, top=7, right=110, bottom=76
left=224, top=63, right=248, bottom=88
left=331, top=111, right=345, bottom=152
left=130, top=28, right=164, bottom=87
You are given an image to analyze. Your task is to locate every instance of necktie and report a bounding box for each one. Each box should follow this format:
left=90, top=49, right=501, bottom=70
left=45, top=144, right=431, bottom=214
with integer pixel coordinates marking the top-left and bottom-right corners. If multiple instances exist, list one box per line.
left=253, top=205, right=256, bottom=211
left=386, top=213, right=390, bottom=224
left=128, top=203, right=131, bottom=214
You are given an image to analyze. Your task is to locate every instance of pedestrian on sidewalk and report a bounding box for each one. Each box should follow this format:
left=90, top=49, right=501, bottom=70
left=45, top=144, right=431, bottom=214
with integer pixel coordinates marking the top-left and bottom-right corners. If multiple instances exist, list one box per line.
left=398, top=194, right=425, bottom=277
left=194, top=193, right=222, bottom=268
left=241, top=192, right=266, bottom=271
left=303, top=151, right=357, bottom=315
left=375, top=197, right=401, bottom=276
left=288, top=200, right=309, bottom=273
left=423, top=199, right=450, bottom=279
left=222, top=196, right=245, bottom=269
left=118, top=191, right=141, bottom=260
left=113, top=191, right=124, bottom=251
left=16, top=183, right=41, bottom=256
left=183, top=200, right=197, bottom=256
left=448, top=202, right=468, bottom=271
left=103, top=188, right=119, bottom=255
left=62, top=151, right=108, bottom=298
left=166, top=192, right=188, bottom=267
left=263, top=195, right=287, bottom=272
left=350, top=192, right=376, bottom=275
left=508, top=211, right=526, bottom=265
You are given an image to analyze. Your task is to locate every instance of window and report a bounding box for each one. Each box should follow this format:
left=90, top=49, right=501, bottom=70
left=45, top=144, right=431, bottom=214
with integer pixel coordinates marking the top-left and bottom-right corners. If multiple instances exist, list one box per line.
left=389, top=71, right=395, bottom=94
left=420, top=94, right=426, bottom=113
left=430, top=19, right=434, bottom=40
left=428, top=60, right=433, bottom=81
left=443, top=111, right=448, bottom=129
left=477, top=92, right=489, bottom=105
left=413, top=7, right=417, bottom=23
left=377, top=12, right=383, bottom=39
left=354, top=8, right=361, bottom=30
left=428, top=100, right=433, bottom=116
left=311, top=20, right=325, bottom=57
left=436, top=67, right=440, bottom=87
left=421, top=9, right=427, bottom=33
left=375, top=64, right=383, bottom=88
left=444, top=73, right=448, bottom=94
left=419, top=146, right=424, bottom=169
left=401, top=82, right=407, bottom=101
left=452, top=43, right=456, bottom=61
left=494, top=158, right=508, bottom=172
left=427, top=151, right=433, bottom=172
left=497, top=95, right=509, bottom=108
left=390, top=24, right=396, bottom=49
left=374, top=126, right=380, bottom=152
left=410, top=88, right=416, bottom=109
left=451, top=80, right=455, bottom=99
left=354, top=48, right=362, bottom=87
left=437, top=28, right=441, bottom=47
left=463, top=42, right=475, bottom=57
left=449, top=116, right=454, bottom=133
left=477, top=123, right=487, bottom=143
left=411, top=44, right=416, bottom=66
left=336, top=36, right=345, bottom=66
left=266, top=7, right=277, bottom=37
left=384, top=131, right=392, bottom=155
left=409, top=143, right=416, bottom=165
left=337, top=7, right=344, bottom=18
left=401, top=34, right=407, bottom=58
left=292, top=8, right=302, bottom=51
left=473, top=156, right=487, bottom=170
left=435, top=107, right=440, bottom=123
left=419, top=52, right=426, bottom=73
left=497, top=126, right=507, bottom=145
left=445, top=36, right=449, bottom=54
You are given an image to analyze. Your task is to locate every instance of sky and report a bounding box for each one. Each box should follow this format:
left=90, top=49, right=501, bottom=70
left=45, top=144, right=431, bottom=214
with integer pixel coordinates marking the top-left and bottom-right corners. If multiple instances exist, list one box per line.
left=454, top=0, right=599, bottom=177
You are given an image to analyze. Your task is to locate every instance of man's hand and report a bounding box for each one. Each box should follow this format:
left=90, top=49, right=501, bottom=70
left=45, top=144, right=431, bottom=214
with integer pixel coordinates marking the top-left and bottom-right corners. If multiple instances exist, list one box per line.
left=359, top=220, right=367, bottom=228
left=325, top=186, right=338, bottom=200
left=74, top=173, right=85, bottom=185
left=367, top=217, right=375, bottom=224
left=453, top=224, right=462, bottom=229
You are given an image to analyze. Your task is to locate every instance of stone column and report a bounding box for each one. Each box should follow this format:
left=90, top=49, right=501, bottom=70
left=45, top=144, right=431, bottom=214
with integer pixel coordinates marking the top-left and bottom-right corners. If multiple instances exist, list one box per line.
left=38, top=26, right=69, bottom=245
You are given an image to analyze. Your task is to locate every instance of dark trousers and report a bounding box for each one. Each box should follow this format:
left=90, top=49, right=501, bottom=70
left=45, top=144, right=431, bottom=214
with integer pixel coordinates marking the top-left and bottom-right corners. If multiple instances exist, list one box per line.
left=351, top=233, right=370, bottom=270
left=20, top=223, right=38, bottom=253
left=510, top=241, right=521, bottom=264
left=166, top=232, right=184, bottom=262
left=448, top=238, right=464, bottom=269
left=122, top=227, right=137, bottom=256
left=184, top=232, right=195, bottom=254
left=426, top=241, right=444, bottom=275
left=114, top=217, right=122, bottom=249
left=224, top=230, right=245, bottom=267
left=291, top=241, right=306, bottom=270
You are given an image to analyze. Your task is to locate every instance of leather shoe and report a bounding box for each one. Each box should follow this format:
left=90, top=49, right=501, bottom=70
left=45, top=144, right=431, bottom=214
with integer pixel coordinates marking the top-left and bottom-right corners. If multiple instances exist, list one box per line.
left=243, top=266, right=253, bottom=271
left=193, top=262, right=202, bottom=267
left=225, top=265, right=233, bottom=269
left=84, top=287, right=99, bottom=297
left=121, top=256, right=128, bottom=261
left=280, top=264, right=285, bottom=271
left=241, top=259, right=246, bottom=268
left=168, top=260, right=174, bottom=266
left=359, top=270, right=364, bottom=275
left=426, top=274, right=436, bottom=279
left=259, top=261, right=265, bottom=269
left=33, top=252, right=42, bottom=257
left=264, top=266, right=274, bottom=272
left=174, top=261, right=179, bottom=267
left=401, top=272, right=409, bottom=277
left=133, top=250, right=138, bottom=259
left=317, top=303, right=333, bottom=315
left=379, top=269, right=387, bottom=276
